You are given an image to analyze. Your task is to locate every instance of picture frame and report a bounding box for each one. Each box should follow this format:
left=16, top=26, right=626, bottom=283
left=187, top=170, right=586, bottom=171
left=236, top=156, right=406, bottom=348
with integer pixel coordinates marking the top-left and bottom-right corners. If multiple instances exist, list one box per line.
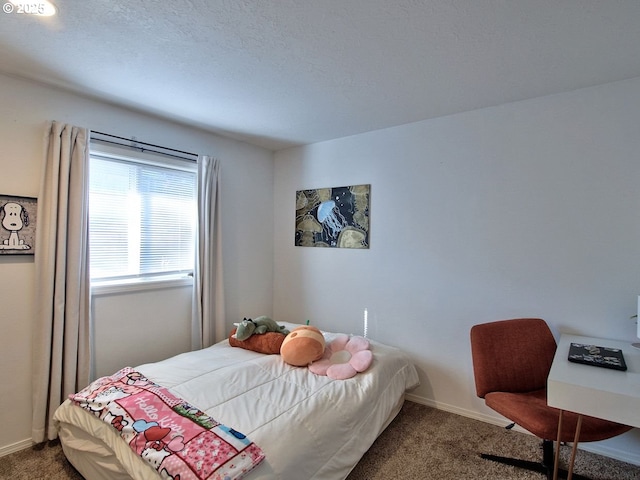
left=0, top=194, right=37, bottom=255
left=295, top=184, right=370, bottom=248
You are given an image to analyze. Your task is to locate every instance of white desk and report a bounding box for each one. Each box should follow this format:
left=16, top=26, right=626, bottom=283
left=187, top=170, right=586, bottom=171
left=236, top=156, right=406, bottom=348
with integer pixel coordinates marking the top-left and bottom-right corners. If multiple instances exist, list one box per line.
left=547, top=334, right=640, bottom=479
left=548, top=334, right=640, bottom=428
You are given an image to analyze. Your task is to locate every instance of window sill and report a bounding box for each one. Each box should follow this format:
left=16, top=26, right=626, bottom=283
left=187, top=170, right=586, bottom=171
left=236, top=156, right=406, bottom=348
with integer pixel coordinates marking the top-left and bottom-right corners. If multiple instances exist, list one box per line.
left=91, top=274, right=193, bottom=296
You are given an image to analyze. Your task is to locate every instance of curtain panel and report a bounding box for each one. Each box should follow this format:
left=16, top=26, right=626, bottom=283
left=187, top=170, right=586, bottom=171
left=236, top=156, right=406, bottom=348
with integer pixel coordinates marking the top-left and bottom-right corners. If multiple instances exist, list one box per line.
left=32, top=121, right=91, bottom=443
left=191, top=155, right=225, bottom=350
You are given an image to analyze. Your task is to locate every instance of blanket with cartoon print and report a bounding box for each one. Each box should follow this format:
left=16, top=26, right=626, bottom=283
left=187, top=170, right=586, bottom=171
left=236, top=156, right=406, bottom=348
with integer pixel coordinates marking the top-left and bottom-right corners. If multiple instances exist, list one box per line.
left=69, top=367, right=265, bottom=480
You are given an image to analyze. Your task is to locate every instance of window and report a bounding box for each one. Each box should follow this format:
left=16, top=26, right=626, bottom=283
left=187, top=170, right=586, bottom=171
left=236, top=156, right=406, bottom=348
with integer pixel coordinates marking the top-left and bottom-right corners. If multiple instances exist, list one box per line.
left=89, top=143, right=197, bottom=288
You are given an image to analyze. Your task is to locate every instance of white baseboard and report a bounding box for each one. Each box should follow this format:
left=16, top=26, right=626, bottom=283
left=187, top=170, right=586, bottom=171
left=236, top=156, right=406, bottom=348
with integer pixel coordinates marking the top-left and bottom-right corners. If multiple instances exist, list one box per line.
left=0, top=438, right=32, bottom=457
left=578, top=442, right=640, bottom=467
left=405, top=393, right=513, bottom=428
left=404, top=393, right=640, bottom=467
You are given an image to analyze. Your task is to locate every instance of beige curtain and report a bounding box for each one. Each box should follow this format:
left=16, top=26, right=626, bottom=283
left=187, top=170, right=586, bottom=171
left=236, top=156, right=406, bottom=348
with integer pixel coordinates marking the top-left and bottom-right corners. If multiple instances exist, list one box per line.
left=32, top=121, right=91, bottom=443
left=191, top=155, right=225, bottom=349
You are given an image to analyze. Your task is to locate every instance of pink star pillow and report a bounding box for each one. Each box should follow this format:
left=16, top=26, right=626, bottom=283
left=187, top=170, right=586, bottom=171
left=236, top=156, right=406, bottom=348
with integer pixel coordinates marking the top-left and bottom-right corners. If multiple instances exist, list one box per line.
left=308, top=334, right=373, bottom=380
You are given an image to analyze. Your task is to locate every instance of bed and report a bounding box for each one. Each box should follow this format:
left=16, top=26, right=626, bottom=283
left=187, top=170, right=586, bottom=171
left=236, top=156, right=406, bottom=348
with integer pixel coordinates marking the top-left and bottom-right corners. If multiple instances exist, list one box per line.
left=53, top=323, right=420, bottom=479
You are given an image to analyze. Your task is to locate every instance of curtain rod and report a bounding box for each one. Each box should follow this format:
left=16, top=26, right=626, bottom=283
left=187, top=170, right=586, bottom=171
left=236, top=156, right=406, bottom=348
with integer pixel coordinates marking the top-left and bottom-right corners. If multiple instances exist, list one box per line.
left=91, top=131, right=198, bottom=161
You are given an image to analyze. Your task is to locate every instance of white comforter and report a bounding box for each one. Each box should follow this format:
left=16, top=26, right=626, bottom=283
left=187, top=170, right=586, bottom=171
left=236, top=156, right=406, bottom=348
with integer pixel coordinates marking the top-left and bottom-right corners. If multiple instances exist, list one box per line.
left=54, top=326, right=419, bottom=480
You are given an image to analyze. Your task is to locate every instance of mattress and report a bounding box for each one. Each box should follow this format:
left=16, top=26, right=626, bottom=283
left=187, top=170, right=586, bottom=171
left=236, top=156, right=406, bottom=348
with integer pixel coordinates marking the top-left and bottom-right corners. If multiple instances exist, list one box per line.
left=54, top=324, right=420, bottom=479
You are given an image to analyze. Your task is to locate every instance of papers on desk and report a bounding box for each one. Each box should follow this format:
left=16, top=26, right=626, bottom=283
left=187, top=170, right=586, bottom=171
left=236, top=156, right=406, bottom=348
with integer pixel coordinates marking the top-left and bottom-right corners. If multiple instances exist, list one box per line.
left=568, top=343, right=627, bottom=371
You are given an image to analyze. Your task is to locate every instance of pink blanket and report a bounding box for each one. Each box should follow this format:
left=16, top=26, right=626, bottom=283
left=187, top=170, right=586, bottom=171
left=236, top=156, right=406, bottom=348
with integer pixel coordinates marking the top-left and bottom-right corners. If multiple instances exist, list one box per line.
left=69, top=367, right=265, bottom=480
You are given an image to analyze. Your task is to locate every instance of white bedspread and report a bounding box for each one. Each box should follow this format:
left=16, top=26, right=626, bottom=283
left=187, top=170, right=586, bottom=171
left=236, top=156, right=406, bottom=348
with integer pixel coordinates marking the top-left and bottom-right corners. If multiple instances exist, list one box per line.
left=54, top=326, right=419, bottom=480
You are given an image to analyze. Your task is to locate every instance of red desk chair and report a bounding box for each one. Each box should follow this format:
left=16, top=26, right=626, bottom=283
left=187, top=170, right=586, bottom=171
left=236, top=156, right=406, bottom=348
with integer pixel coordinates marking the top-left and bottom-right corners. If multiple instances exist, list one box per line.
left=470, top=318, right=631, bottom=480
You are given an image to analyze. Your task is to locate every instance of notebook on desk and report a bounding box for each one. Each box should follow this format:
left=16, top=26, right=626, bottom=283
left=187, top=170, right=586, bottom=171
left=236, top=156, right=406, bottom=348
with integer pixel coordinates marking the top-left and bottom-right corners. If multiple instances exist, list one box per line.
left=568, top=343, right=627, bottom=371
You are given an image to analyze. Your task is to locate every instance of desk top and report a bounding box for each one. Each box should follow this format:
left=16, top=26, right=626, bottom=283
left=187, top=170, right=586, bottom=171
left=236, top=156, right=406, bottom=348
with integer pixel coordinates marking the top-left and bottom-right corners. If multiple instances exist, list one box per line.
left=547, top=334, right=640, bottom=428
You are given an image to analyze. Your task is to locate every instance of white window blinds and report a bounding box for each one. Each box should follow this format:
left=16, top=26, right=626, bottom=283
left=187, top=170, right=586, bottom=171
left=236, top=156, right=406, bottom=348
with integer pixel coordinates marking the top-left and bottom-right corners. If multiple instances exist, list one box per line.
left=89, top=146, right=197, bottom=282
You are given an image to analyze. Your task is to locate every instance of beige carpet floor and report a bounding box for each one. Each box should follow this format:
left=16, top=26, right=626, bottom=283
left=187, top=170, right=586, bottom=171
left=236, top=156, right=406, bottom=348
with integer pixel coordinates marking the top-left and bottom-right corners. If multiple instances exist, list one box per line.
left=1, top=401, right=639, bottom=479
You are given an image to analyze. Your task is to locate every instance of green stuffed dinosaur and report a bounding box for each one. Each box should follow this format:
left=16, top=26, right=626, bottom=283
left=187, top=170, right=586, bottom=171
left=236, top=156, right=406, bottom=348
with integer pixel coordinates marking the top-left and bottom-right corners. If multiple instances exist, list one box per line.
left=233, top=316, right=290, bottom=341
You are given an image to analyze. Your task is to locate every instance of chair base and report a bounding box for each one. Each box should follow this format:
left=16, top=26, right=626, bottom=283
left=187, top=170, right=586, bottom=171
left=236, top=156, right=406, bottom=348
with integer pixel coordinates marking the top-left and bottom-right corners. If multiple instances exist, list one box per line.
left=480, top=439, right=591, bottom=480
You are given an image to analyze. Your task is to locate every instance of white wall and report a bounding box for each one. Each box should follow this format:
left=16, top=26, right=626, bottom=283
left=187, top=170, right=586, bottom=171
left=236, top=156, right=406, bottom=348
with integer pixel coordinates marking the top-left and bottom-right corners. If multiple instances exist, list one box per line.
left=0, top=73, right=274, bottom=453
left=273, top=77, right=640, bottom=463
left=92, top=285, right=193, bottom=379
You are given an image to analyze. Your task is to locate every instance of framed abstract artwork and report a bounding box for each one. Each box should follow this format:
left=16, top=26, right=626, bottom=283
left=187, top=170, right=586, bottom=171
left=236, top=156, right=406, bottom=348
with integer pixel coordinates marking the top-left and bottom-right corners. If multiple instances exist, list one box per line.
left=0, top=194, right=37, bottom=255
left=295, top=184, right=370, bottom=248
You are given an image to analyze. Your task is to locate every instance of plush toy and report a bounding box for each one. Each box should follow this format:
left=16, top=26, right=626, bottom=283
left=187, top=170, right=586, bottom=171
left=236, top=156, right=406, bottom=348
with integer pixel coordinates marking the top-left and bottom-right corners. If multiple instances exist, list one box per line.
left=228, top=328, right=285, bottom=354
left=233, top=316, right=290, bottom=341
left=308, top=334, right=373, bottom=380
left=280, top=326, right=326, bottom=367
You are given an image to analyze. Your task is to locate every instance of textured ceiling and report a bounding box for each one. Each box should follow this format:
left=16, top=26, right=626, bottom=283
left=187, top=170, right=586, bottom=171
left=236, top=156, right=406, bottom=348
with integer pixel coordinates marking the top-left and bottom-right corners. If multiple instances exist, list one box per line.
left=1, top=0, right=640, bottom=150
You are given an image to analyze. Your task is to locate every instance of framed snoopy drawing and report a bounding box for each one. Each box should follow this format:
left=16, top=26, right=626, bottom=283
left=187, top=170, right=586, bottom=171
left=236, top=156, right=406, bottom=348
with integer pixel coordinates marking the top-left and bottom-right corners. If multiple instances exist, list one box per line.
left=0, top=195, right=37, bottom=256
